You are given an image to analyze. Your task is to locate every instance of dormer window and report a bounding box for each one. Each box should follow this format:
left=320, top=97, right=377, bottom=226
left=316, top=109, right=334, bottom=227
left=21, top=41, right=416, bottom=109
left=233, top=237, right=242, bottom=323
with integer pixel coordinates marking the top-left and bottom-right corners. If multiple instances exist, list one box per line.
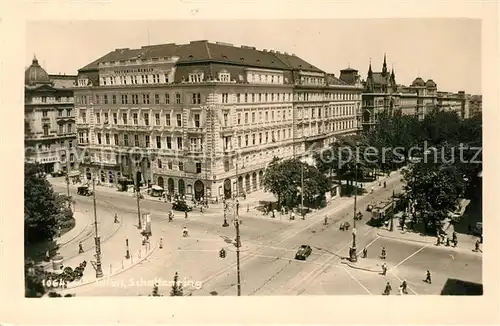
left=218, top=72, right=230, bottom=82
left=189, top=73, right=204, bottom=83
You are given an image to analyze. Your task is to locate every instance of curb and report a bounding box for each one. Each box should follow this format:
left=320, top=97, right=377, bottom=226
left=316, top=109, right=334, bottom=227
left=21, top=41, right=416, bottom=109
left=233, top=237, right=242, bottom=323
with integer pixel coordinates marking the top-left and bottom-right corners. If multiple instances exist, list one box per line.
left=376, top=232, right=436, bottom=245
left=56, top=212, right=94, bottom=248
left=341, top=261, right=381, bottom=273
left=63, top=242, right=158, bottom=290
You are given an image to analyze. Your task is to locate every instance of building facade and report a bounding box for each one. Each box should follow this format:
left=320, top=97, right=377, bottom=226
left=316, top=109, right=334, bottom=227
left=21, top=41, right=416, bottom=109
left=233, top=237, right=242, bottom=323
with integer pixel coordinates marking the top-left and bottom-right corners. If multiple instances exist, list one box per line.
left=74, top=41, right=362, bottom=201
left=361, top=55, right=399, bottom=130
left=25, top=56, right=77, bottom=174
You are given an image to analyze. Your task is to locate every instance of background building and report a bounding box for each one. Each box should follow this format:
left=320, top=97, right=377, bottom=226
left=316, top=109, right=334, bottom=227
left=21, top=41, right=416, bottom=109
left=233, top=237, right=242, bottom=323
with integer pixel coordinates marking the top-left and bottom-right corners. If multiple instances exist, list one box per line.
left=361, top=54, right=399, bottom=130
left=25, top=56, right=77, bottom=174
left=74, top=40, right=362, bottom=201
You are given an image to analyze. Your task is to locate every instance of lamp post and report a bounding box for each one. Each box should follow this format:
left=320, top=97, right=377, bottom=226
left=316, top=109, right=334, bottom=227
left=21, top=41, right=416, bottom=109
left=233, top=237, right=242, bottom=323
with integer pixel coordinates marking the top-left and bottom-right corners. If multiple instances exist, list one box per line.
left=234, top=209, right=242, bottom=296
left=349, top=152, right=359, bottom=262
left=222, top=203, right=229, bottom=227
left=91, top=169, right=104, bottom=278
left=389, top=190, right=395, bottom=231
left=300, top=160, right=304, bottom=219
left=135, top=173, right=142, bottom=229
left=64, top=149, right=71, bottom=209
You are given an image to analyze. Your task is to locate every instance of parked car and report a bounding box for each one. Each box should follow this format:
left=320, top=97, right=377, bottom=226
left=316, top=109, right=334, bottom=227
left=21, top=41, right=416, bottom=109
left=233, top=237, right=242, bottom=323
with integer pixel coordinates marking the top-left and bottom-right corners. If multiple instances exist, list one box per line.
left=295, top=245, right=312, bottom=261
left=77, top=185, right=92, bottom=196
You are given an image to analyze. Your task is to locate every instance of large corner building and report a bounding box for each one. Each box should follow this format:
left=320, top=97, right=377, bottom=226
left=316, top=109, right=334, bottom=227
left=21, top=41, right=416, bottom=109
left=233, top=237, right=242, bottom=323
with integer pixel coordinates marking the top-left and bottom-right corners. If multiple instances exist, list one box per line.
left=25, top=56, right=77, bottom=174
left=74, top=40, right=363, bottom=201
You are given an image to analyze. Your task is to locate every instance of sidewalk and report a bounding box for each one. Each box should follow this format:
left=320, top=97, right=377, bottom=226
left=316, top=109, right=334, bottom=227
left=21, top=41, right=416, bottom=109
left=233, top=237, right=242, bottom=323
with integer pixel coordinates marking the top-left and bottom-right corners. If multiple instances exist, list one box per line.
left=55, top=210, right=93, bottom=248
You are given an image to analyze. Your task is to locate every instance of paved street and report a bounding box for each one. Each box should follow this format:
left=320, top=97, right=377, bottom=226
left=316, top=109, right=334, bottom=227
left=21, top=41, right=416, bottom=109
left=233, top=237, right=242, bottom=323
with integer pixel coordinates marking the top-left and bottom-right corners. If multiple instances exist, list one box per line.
left=48, top=170, right=482, bottom=296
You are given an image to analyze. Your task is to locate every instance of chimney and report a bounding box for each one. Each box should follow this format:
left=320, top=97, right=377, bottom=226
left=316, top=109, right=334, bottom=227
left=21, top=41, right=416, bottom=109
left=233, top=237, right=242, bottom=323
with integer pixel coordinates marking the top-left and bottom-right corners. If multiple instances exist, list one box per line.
left=276, top=51, right=281, bottom=54
left=284, top=52, right=288, bottom=55
left=263, top=49, right=267, bottom=52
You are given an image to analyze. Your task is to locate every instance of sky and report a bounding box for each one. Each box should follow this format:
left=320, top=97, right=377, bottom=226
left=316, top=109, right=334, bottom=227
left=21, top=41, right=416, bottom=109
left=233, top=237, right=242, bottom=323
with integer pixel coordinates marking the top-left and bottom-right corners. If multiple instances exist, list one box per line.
left=25, top=19, right=481, bottom=94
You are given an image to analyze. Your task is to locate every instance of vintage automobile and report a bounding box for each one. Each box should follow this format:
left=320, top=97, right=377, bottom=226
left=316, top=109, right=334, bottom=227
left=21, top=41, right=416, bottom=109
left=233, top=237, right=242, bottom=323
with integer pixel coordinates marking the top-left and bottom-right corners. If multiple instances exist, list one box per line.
left=172, top=200, right=193, bottom=212
left=50, top=170, right=65, bottom=177
left=295, top=244, right=312, bottom=261
left=148, top=185, right=164, bottom=197
left=77, top=185, right=93, bottom=196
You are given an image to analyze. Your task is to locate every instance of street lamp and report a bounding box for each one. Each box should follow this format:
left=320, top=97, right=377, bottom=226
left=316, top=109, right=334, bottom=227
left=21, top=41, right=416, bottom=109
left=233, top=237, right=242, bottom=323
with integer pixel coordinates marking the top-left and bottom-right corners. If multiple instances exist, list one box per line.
left=91, top=168, right=104, bottom=278
left=222, top=202, right=229, bottom=227
left=349, top=147, right=359, bottom=262
left=234, top=211, right=242, bottom=296
left=389, top=190, right=395, bottom=231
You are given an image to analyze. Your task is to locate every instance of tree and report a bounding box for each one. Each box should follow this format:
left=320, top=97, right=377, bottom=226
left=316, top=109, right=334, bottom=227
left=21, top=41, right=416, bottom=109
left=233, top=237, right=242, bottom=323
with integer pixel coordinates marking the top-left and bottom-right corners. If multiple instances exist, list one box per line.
left=263, top=158, right=330, bottom=210
left=170, top=272, right=184, bottom=296
left=24, top=163, right=60, bottom=244
left=402, top=160, right=466, bottom=234
left=150, top=283, right=161, bottom=296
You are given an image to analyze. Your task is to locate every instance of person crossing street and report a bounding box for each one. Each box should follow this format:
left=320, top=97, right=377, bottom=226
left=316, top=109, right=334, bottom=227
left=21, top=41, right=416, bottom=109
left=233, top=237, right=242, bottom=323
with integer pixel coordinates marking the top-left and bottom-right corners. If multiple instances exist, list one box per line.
left=425, top=270, right=432, bottom=284
left=383, top=282, right=392, bottom=295
left=380, top=247, right=386, bottom=259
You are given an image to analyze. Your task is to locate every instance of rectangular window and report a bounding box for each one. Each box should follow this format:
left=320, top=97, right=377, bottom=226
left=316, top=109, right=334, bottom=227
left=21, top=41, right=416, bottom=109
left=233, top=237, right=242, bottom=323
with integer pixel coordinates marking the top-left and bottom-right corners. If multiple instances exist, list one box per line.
left=218, top=73, right=230, bottom=82
left=251, top=94, right=255, bottom=102
left=252, top=134, right=256, bottom=145
left=104, top=112, right=109, bottom=123
left=238, top=136, right=242, bottom=147
left=192, top=93, right=201, bottom=104
left=95, top=113, right=101, bottom=124
left=237, top=113, right=241, bottom=125
left=153, top=74, right=159, bottom=83
left=155, top=113, right=160, bottom=125
left=59, top=125, right=64, bottom=134
left=165, top=93, right=170, bottom=104
left=95, top=95, right=100, bottom=104
left=105, top=133, right=110, bottom=145
left=121, top=94, right=128, bottom=104
left=175, top=93, right=181, bottom=104
left=124, top=134, right=129, bottom=146
left=132, top=94, right=138, bottom=104
left=97, top=133, right=102, bottom=144
left=155, top=94, right=160, bottom=104
left=252, top=112, right=255, bottom=123
left=143, top=94, right=150, bottom=104
left=194, top=114, right=200, bottom=128
left=236, top=93, right=241, bottom=103
left=223, top=113, right=228, bottom=126
left=114, top=134, right=118, bottom=145
left=271, top=111, right=275, bottom=121
left=122, top=113, right=127, bottom=124
left=156, top=136, right=161, bottom=148
left=133, top=113, right=138, bottom=125
left=265, top=111, right=268, bottom=121
left=165, top=113, right=171, bottom=126
left=166, top=137, right=172, bottom=149
left=145, top=135, right=150, bottom=148
left=67, top=124, right=72, bottom=133
left=176, top=114, right=182, bottom=127
left=158, top=159, right=162, bottom=169
left=134, top=135, right=139, bottom=147
left=79, top=132, right=84, bottom=144
left=244, top=113, right=248, bottom=124
left=259, top=93, right=262, bottom=102
left=245, top=135, right=249, bottom=146
left=104, top=95, right=108, bottom=104
left=196, top=162, right=202, bottom=173
left=222, top=93, right=228, bottom=103
left=168, top=161, right=172, bottom=169
left=178, top=162, right=184, bottom=171
left=112, top=94, right=117, bottom=104
left=143, top=113, right=149, bottom=126
left=177, top=137, right=183, bottom=150
left=244, top=93, right=248, bottom=103
left=259, top=133, right=262, bottom=144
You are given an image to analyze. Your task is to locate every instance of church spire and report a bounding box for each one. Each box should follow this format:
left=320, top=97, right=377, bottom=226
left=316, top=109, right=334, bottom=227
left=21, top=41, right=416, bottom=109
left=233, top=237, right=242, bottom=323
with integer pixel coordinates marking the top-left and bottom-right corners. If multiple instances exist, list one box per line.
left=382, top=53, right=388, bottom=76
left=368, top=59, right=373, bottom=77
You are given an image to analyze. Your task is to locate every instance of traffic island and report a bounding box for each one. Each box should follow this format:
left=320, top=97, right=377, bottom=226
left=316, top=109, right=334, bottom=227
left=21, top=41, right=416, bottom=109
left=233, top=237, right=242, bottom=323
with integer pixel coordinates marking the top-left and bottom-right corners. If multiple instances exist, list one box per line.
left=341, top=258, right=384, bottom=273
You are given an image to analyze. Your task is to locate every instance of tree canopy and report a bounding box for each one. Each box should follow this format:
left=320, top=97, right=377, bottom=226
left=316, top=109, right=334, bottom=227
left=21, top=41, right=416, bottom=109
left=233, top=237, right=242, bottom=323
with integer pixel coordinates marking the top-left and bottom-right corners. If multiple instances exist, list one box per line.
left=263, top=158, right=330, bottom=209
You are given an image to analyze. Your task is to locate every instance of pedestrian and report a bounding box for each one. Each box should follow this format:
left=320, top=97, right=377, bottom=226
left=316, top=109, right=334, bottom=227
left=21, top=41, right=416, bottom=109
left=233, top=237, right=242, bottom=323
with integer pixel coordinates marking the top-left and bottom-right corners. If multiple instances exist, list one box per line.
left=474, top=239, right=481, bottom=252
left=185, top=210, right=188, bottom=220
left=380, top=247, right=386, bottom=259
left=362, top=247, right=367, bottom=258
left=370, top=187, right=374, bottom=194
left=159, top=237, right=163, bottom=249
left=45, top=250, right=50, bottom=261
left=436, top=236, right=441, bottom=246
left=272, top=209, right=276, bottom=218
left=383, top=181, right=387, bottom=188
left=425, top=270, right=432, bottom=284
left=324, top=215, right=328, bottom=225
left=114, top=213, right=119, bottom=223
left=78, top=242, right=84, bottom=254
left=401, top=280, right=408, bottom=294
left=452, top=231, right=457, bottom=243
left=200, top=206, right=204, bottom=214
left=383, top=282, right=392, bottom=295
left=381, top=263, right=387, bottom=276
left=446, top=236, right=450, bottom=247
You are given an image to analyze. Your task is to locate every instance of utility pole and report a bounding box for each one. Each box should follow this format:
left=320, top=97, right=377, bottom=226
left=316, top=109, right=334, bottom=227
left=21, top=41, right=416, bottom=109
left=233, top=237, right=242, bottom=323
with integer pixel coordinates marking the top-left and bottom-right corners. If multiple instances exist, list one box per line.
left=65, top=149, right=71, bottom=209
left=390, top=189, right=395, bottom=231
left=205, top=107, right=210, bottom=207
left=350, top=151, right=359, bottom=262
left=92, top=169, right=103, bottom=278
left=235, top=208, right=242, bottom=296
left=136, top=175, right=142, bottom=229
left=300, top=160, right=304, bottom=219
